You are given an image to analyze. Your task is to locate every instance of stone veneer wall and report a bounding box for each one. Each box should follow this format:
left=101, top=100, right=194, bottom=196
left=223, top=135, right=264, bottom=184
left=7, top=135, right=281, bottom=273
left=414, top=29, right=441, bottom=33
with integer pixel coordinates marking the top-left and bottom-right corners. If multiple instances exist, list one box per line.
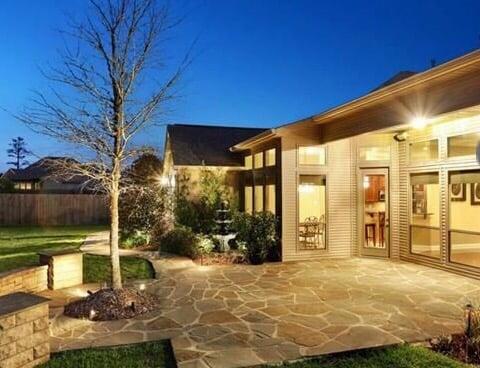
left=0, top=293, right=50, bottom=368
left=0, top=266, right=48, bottom=297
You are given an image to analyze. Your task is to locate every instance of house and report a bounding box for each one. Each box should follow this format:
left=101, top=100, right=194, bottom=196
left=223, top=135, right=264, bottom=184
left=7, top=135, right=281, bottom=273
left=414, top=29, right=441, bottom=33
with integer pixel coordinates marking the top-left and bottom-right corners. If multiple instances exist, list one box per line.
left=162, top=124, right=267, bottom=198
left=229, top=48, right=480, bottom=279
left=166, top=49, right=480, bottom=279
left=2, top=157, right=91, bottom=194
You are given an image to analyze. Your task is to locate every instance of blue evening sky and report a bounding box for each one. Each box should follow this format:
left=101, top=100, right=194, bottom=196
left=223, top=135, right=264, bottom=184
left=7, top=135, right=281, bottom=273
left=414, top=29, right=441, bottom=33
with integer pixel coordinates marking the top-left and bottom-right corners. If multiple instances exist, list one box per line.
left=0, top=0, right=479, bottom=171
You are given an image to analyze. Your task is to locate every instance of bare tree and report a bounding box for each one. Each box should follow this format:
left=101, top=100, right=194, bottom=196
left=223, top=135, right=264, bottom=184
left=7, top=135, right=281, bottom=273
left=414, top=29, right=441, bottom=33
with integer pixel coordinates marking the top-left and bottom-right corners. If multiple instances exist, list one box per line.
left=16, top=0, right=189, bottom=289
left=7, top=137, right=31, bottom=170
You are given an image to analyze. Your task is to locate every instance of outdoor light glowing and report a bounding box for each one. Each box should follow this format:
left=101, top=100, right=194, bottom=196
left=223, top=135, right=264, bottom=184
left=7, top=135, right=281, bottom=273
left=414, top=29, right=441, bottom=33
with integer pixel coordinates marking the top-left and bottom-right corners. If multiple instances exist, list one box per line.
left=159, top=176, right=169, bottom=186
left=411, top=116, right=428, bottom=129
left=89, top=309, right=96, bottom=320
left=138, top=283, right=146, bottom=291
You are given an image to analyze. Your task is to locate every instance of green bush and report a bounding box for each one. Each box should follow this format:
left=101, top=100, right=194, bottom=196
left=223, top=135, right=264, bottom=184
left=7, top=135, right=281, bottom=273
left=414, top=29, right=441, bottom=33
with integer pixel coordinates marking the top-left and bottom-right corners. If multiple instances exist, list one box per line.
left=232, top=212, right=278, bottom=265
left=159, top=227, right=200, bottom=259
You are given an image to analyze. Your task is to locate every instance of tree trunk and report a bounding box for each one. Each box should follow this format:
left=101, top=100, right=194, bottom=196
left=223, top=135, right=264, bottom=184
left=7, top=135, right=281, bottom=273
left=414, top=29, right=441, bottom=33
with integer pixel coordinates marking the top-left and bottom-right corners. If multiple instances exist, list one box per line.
left=110, top=176, right=122, bottom=289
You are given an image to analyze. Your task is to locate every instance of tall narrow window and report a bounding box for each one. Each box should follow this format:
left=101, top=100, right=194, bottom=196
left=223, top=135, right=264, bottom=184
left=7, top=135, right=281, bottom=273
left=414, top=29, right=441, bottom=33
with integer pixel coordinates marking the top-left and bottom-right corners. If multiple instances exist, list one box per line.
left=410, top=173, right=440, bottom=258
left=265, top=148, right=276, bottom=166
left=254, top=185, right=264, bottom=212
left=298, top=146, right=326, bottom=165
left=298, top=175, right=326, bottom=250
left=449, top=170, right=480, bottom=268
left=244, top=155, right=252, bottom=169
left=265, top=184, right=276, bottom=214
left=244, top=186, right=253, bottom=214
left=254, top=152, right=264, bottom=169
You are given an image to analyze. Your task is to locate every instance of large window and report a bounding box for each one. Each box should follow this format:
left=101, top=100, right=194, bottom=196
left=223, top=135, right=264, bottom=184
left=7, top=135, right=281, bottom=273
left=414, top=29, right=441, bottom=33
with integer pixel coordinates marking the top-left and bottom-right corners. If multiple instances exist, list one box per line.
left=409, top=139, right=439, bottom=162
left=254, top=185, right=264, bottom=212
left=298, top=146, right=326, bottom=166
left=448, top=132, right=480, bottom=158
left=410, top=173, right=440, bottom=258
left=244, top=186, right=253, bottom=214
left=449, top=170, right=480, bottom=268
left=265, top=148, right=276, bottom=167
left=298, top=175, right=326, bottom=250
left=244, top=155, right=252, bottom=169
left=265, top=184, right=276, bottom=214
left=254, top=152, right=264, bottom=169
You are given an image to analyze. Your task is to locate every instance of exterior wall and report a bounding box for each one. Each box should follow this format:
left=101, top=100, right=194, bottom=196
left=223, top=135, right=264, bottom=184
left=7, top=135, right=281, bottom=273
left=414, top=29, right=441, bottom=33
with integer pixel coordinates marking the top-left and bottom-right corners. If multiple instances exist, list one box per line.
left=0, top=266, right=48, bottom=297
left=397, top=114, right=480, bottom=278
left=281, top=128, right=354, bottom=261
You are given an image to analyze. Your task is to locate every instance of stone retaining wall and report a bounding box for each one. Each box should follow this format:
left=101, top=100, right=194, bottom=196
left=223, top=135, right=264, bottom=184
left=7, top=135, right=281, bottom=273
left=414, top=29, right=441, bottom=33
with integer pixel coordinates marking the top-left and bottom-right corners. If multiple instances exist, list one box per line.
left=0, top=293, right=50, bottom=368
left=0, top=266, right=48, bottom=297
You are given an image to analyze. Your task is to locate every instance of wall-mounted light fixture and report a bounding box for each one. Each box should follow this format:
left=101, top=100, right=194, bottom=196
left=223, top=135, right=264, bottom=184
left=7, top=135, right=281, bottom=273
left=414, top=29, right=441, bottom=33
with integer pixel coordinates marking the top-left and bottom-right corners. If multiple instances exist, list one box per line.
left=393, top=132, right=408, bottom=142
left=411, top=116, right=428, bottom=129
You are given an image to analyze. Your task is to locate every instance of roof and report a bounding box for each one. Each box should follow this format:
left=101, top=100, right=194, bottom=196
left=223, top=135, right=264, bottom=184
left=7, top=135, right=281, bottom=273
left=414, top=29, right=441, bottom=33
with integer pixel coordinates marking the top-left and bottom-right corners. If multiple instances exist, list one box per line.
left=231, top=48, right=480, bottom=150
left=167, top=124, right=267, bottom=166
left=371, top=70, right=417, bottom=92
left=3, top=157, right=86, bottom=183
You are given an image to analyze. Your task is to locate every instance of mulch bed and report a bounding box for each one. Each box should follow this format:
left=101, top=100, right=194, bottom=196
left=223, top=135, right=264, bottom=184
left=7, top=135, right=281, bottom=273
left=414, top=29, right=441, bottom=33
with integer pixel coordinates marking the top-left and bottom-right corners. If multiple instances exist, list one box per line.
left=64, top=287, right=158, bottom=321
left=195, top=251, right=247, bottom=266
left=430, top=333, right=480, bottom=365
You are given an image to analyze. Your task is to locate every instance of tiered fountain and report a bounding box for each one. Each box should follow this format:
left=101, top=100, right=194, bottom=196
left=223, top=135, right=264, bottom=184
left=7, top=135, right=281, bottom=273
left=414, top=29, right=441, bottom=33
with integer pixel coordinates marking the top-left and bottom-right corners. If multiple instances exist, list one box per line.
left=213, top=200, right=236, bottom=252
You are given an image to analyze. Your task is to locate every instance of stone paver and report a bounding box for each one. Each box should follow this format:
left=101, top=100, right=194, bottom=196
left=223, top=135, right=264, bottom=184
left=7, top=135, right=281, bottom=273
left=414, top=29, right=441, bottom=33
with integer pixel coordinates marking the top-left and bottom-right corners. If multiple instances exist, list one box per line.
left=45, top=245, right=480, bottom=368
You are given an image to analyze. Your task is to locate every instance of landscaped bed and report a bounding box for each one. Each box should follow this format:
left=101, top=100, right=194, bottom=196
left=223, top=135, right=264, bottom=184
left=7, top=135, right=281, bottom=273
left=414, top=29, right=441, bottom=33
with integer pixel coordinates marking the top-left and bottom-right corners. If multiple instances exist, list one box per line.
left=0, top=226, right=155, bottom=283
left=39, top=340, right=176, bottom=368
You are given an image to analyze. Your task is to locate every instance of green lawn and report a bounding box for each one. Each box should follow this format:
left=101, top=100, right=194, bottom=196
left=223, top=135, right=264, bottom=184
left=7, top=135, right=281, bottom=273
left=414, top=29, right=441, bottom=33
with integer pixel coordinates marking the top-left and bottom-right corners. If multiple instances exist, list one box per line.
left=270, top=345, right=467, bottom=368
left=0, top=226, right=155, bottom=283
left=40, top=341, right=176, bottom=368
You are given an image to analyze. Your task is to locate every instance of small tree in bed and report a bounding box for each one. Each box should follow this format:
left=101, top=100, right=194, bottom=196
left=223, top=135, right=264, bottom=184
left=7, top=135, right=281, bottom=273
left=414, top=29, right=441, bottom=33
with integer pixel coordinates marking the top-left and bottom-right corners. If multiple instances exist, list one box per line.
left=17, top=0, right=189, bottom=290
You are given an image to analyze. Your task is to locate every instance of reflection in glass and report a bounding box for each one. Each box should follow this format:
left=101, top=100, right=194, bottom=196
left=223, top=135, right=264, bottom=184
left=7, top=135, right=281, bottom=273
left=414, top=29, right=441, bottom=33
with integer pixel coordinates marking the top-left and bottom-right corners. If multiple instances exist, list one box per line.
left=410, top=173, right=440, bottom=258
left=244, top=186, right=252, bottom=214
left=448, top=132, right=480, bottom=158
left=449, top=170, right=480, bottom=268
left=359, top=146, right=390, bottom=161
left=409, top=140, right=439, bottom=162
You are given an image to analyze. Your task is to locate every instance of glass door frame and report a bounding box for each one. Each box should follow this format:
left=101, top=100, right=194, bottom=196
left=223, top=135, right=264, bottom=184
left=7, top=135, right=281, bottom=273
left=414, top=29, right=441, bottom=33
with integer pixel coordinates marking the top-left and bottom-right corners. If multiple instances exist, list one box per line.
left=358, top=167, right=390, bottom=258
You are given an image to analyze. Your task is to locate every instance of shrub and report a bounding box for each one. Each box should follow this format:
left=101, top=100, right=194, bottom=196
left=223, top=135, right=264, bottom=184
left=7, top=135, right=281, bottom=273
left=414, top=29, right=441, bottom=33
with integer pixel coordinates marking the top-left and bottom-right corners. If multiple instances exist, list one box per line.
left=232, top=212, right=278, bottom=265
left=120, top=186, right=169, bottom=247
left=159, top=227, right=200, bottom=259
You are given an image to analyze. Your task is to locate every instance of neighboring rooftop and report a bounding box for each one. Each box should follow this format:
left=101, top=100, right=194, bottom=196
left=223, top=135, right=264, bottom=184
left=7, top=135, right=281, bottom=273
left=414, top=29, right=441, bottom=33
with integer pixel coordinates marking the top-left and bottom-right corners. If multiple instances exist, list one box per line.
left=167, top=124, right=267, bottom=166
left=3, top=157, right=84, bottom=183
left=371, top=70, right=417, bottom=91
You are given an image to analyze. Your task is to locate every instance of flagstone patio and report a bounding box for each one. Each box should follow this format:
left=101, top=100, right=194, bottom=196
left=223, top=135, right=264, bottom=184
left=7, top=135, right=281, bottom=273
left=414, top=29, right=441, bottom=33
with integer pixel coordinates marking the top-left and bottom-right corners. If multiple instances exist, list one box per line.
left=45, top=257, right=480, bottom=368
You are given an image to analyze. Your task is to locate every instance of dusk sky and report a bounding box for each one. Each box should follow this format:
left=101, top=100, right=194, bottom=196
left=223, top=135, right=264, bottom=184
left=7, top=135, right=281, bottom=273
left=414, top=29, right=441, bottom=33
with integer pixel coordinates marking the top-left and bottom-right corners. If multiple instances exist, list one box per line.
left=1, top=0, right=480, bottom=171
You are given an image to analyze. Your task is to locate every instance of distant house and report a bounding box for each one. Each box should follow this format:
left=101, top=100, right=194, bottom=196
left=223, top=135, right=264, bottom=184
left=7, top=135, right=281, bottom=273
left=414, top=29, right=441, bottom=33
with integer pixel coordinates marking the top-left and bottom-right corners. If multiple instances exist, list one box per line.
left=162, top=124, right=267, bottom=198
left=2, top=157, right=91, bottom=194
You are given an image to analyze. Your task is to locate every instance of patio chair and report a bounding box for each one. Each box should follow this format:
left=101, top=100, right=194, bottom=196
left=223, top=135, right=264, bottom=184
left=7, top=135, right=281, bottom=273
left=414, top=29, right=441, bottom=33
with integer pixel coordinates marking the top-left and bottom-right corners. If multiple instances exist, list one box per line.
left=299, top=217, right=320, bottom=249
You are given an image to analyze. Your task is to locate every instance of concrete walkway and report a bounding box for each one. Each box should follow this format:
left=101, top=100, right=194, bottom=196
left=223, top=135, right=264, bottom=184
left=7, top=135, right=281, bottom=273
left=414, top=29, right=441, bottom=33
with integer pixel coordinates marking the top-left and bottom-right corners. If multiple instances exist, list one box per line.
left=43, top=233, right=480, bottom=368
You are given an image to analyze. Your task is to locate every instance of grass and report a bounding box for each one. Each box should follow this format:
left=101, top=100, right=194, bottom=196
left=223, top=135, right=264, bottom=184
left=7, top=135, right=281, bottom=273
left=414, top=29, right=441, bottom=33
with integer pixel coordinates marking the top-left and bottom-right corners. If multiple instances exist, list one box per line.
left=84, top=254, right=155, bottom=283
left=0, top=226, right=155, bottom=283
left=270, top=345, right=468, bottom=368
left=40, top=341, right=176, bottom=368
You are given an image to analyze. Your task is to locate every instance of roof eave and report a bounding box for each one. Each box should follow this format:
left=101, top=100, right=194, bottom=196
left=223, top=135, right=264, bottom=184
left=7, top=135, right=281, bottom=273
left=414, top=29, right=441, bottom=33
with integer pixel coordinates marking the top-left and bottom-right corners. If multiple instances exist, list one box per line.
left=230, top=129, right=276, bottom=152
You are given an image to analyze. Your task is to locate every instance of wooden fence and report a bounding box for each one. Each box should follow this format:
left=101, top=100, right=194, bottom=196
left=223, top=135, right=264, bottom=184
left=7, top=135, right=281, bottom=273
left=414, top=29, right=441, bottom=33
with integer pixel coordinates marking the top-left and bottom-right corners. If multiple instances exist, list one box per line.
left=0, top=194, right=109, bottom=226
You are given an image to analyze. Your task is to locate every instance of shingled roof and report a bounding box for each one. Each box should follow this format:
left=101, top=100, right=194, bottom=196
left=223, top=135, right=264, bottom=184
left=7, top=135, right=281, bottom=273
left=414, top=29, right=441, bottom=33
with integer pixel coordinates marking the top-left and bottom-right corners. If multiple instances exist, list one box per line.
left=3, top=157, right=86, bottom=183
left=167, top=124, right=267, bottom=166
